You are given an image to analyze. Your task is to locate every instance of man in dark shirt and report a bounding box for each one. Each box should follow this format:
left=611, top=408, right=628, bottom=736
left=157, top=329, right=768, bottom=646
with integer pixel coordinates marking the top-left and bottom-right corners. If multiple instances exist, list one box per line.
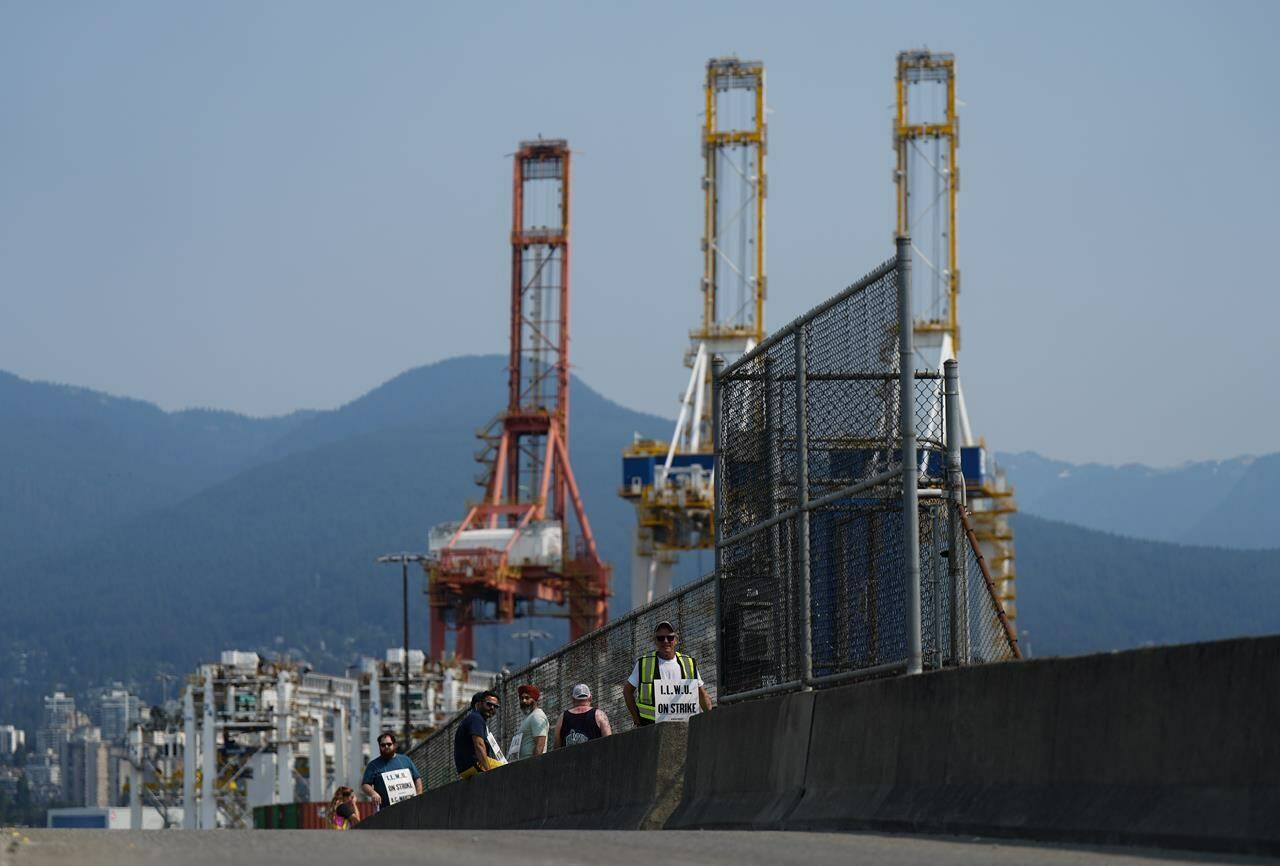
left=360, top=733, right=422, bottom=810
left=454, top=690, right=503, bottom=778
left=554, top=683, right=612, bottom=747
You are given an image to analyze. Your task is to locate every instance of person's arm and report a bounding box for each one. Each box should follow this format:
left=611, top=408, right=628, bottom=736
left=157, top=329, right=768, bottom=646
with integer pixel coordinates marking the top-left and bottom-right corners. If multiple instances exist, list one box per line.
left=345, top=803, right=361, bottom=826
left=360, top=782, right=381, bottom=807
left=409, top=761, right=423, bottom=795
left=623, top=682, right=641, bottom=726
left=596, top=709, right=612, bottom=737
left=471, top=734, right=489, bottom=770
left=532, top=710, right=548, bottom=756
left=698, top=684, right=714, bottom=713
left=414, top=777, right=424, bottom=795
left=553, top=713, right=563, bottom=749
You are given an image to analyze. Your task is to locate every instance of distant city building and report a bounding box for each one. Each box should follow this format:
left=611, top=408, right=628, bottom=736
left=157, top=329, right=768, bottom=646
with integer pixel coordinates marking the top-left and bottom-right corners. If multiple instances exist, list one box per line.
left=0, top=724, right=26, bottom=755
left=63, top=726, right=116, bottom=808
left=37, top=691, right=77, bottom=754
left=0, top=766, right=21, bottom=797
left=24, top=749, right=62, bottom=799
left=96, top=689, right=144, bottom=743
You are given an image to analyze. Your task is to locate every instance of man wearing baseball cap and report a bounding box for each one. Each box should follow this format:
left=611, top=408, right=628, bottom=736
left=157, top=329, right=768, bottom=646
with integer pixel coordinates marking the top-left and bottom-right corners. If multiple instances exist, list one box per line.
left=509, top=684, right=548, bottom=760
left=623, top=620, right=713, bottom=727
left=554, top=683, right=613, bottom=747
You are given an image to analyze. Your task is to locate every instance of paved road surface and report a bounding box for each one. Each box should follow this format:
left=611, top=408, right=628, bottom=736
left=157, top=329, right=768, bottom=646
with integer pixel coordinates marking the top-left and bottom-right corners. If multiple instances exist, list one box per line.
left=2, top=829, right=1270, bottom=866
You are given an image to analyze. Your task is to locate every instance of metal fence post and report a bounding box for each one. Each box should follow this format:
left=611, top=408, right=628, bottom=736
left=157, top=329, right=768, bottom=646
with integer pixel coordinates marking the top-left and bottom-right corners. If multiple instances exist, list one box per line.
left=711, top=354, right=725, bottom=697
left=943, top=359, right=969, bottom=665
left=795, top=325, right=813, bottom=686
left=763, top=355, right=782, bottom=675
left=897, top=234, right=922, bottom=676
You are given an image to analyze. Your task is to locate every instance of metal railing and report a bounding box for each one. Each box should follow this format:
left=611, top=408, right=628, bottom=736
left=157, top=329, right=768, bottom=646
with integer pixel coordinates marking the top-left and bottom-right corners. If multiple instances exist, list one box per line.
left=408, top=574, right=716, bottom=789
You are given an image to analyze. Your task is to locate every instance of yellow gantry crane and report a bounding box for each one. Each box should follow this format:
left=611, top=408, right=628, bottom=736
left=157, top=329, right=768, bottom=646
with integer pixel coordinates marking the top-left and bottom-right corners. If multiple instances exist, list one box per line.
left=620, top=57, right=767, bottom=610
left=894, top=49, right=1018, bottom=620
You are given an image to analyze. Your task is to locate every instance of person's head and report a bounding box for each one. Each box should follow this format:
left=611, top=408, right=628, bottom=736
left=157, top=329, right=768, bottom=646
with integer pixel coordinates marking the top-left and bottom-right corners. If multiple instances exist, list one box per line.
left=654, top=621, right=679, bottom=659
left=570, top=683, right=592, bottom=707
left=518, top=684, right=541, bottom=711
left=331, top=785, right=354, bottom=805
left=377, top=733, right=397, bottom=757
left=472, top=690, right=500, bottom=719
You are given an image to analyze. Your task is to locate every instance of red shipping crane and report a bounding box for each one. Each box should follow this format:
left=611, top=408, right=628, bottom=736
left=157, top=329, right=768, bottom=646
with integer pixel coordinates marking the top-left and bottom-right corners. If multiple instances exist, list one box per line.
left=427, top=139, right=610, bottom=660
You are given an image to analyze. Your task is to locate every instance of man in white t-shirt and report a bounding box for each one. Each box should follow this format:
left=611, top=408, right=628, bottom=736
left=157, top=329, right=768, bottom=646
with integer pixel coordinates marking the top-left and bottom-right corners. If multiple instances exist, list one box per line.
left=509, top=684, right=548, bottom=760
left=623, top=620, right=713, bottom=727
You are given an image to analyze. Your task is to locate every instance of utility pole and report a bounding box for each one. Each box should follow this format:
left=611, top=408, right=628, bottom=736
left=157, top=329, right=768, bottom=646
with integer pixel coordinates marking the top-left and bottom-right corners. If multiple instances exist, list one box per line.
left=375, top=553, right=427, bottom=748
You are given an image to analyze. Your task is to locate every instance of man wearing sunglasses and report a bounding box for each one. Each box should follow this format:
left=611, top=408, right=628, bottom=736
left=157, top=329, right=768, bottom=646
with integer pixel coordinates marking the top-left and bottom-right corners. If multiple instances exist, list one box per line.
left=623, top=620, right=713, bottom=727
left=360, top=733, right=422, bottom=811
left=454, top=690, right=505, bottom=779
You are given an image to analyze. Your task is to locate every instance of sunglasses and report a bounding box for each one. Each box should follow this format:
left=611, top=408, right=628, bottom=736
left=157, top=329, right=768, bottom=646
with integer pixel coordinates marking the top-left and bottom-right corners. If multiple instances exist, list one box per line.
left=483, top=701, right=500, bottom=709
left=378, top=741, right=395, bottom=748
left=655, top=634, right=677, bottom=642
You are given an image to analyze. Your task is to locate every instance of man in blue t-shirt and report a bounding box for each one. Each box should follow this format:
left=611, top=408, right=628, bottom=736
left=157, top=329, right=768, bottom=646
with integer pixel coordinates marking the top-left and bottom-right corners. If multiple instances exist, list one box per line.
left=360, top=732, right=422, bottom=810
left=454, top=690, right=502, bottom=778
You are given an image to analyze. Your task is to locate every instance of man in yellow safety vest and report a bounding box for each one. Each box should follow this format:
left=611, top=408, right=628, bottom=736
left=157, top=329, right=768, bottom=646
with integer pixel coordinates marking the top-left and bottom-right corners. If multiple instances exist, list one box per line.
left=623, top=620, right=714, bottom=727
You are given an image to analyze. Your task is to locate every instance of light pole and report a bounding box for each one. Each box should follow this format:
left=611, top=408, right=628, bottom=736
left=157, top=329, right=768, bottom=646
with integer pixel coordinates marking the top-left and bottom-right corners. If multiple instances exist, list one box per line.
left=376, top=552, right=427, bottom=748
left=512, top=629, right=552, bottom=665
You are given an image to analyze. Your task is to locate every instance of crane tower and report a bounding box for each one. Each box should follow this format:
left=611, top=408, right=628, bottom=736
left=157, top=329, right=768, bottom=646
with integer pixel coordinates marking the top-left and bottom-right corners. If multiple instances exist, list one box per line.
left=621, top=57, right=767, bottom=610
left=427, top=139, right=611, bottom=659
left=895, top=49, right=1018, bottom=619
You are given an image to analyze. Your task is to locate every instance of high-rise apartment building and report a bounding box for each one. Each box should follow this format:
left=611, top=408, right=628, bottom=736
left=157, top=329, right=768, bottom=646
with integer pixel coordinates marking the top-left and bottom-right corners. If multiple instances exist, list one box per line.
left=63, top=726, right=113, bottom=808
left=37, top=692, right=76, bottom=754
left=0, top=724, right=25, bottom=755
left=97, top=689, right=144, bottom=743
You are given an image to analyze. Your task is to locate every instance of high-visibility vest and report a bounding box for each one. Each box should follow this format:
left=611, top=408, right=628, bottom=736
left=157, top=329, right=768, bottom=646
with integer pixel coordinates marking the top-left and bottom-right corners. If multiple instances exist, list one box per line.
left=635, top=651, right=699, bottom=721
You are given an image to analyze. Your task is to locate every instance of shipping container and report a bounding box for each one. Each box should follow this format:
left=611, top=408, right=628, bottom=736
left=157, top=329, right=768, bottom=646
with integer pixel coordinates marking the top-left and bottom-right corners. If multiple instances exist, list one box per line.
left=253, top=801, right=376, bottom=830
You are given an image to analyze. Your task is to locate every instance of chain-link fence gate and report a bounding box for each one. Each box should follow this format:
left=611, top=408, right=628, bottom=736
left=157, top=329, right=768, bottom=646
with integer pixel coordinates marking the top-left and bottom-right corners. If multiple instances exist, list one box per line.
left=715, top=238, right=1018, bottom=703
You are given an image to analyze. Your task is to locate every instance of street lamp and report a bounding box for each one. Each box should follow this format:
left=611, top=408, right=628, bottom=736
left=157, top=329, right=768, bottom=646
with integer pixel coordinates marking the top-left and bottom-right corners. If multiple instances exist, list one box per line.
left=512, top=629, right=552, bottom=665
left=375, top=552, right=428, bottom=748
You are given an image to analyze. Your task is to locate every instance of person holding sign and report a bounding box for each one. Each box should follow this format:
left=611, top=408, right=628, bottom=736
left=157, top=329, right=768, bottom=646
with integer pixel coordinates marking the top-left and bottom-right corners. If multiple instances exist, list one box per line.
left=509, top=684, right=548, bottom=760
left=454, top=690, right=506, bottom=779
left=360, top=733, right=422, bottom=811
left=623, top=620, right=713, bottom=727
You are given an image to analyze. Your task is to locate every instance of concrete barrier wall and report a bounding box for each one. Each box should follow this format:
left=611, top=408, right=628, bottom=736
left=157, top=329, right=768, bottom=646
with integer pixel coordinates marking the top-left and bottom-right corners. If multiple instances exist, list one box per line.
left=674, top=635, right=1280, bottom=855
left=665, top=690, right=813, bottom=829
left=360, top=720, right=687, bottom=831
left=362, top=636, right=1280, bottom=854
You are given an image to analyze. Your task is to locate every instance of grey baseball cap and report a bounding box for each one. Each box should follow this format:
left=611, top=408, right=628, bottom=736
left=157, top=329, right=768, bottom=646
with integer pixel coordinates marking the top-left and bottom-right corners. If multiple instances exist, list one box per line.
left=571, top=683, right=591, bottom=700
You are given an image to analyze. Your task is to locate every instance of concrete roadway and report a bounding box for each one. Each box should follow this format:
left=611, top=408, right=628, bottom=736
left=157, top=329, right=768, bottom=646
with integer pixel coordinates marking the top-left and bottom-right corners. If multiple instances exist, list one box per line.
left=3, top=829, right=1272, bottom=866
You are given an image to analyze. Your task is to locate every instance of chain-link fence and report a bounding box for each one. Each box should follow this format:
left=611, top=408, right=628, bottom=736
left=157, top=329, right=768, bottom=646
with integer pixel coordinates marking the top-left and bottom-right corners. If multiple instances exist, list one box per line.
left=716, top=240, right=1017, bottom=702
left=408, top=574, right=716, bottom=790
left=407, top=239, right=1017, bottom=786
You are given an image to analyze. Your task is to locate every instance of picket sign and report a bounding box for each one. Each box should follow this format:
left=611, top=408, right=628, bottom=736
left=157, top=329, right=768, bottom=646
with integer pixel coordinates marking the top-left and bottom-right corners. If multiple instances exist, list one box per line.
left=486, top=729, right=507, bottom=765
left=654, top=679, right=701, bottom=723
left=380, top=768, right=416, bottom=805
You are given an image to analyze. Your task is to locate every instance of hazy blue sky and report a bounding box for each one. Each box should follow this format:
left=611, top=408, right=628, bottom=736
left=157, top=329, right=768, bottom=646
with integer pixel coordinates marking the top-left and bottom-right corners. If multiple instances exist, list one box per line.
left=2, top=1, right=1276, bottom=465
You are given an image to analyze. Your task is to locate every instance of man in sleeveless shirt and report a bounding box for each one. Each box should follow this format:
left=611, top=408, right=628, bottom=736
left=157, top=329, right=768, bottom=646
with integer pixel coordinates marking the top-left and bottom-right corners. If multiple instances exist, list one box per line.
left=554, top=683, right=613, bottom=747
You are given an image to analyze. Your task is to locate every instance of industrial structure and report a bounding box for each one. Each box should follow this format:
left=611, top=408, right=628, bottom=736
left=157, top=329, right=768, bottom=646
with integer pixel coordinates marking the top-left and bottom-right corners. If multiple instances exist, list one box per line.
left=427, top=138, right=611, bottom=658
left=893, top=49, right=1018, bottom=618
left=620, top=57, right=768, bottom=610
left=103, top=650, right=492, bottom=829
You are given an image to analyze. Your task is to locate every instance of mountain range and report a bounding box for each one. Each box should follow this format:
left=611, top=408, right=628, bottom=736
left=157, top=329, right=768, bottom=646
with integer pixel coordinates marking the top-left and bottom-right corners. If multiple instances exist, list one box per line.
left=1, top=356, right=1276, bottom=732
left=999, top=450, right=1279, bottom=549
